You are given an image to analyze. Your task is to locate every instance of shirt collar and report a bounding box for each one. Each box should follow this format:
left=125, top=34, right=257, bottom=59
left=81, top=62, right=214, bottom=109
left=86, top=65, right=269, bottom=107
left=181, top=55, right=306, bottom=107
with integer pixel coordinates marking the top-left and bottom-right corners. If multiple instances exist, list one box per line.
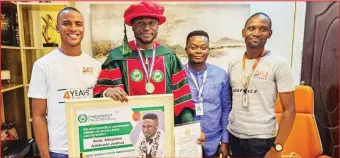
left=187, top=63, right=208, bottom=75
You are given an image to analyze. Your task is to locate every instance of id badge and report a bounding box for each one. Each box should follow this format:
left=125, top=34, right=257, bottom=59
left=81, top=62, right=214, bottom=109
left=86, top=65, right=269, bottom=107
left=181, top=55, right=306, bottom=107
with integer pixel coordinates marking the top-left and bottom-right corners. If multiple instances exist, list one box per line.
left=242, top=93, right=248, bottom=108
left=195, top=102, right=204, bottom=116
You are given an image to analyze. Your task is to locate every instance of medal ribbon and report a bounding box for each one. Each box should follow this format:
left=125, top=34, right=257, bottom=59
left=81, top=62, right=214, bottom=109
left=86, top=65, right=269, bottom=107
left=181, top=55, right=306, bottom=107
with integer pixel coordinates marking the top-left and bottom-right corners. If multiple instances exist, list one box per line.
left=242, top=50, right=267, bottom=93
left=135, top=41, right=156, bottom=83
left=187, top=65, right=208, bottom=102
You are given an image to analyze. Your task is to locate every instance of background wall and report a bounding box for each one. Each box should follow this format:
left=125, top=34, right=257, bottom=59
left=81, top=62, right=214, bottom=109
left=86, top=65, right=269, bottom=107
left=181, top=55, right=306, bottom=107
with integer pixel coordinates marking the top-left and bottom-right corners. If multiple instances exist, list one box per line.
left=75, top=1, right=306, bottom=85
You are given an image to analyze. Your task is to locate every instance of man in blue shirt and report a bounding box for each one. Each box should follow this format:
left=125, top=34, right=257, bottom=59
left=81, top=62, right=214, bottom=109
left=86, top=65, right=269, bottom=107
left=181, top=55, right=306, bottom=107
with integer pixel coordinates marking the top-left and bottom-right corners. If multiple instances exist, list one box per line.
left=184, top=30, right=232, bottom=157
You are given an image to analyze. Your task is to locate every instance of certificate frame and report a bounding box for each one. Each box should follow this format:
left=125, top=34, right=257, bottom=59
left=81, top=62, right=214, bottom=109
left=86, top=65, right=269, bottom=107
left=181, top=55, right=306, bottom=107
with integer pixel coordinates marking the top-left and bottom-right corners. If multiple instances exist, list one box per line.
left=65, top=94, right=174, bottom=157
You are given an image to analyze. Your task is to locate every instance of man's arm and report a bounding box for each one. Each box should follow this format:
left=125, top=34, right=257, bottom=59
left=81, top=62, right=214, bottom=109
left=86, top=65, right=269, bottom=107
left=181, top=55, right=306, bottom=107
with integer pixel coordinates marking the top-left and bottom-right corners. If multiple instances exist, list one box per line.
left=273, top=62, right=296, bottom=146
left=28, top=62, right=50, bottom=158
left=93, top=59, right=127, bottom=102
left=219, top=73, right=231, bottom=156
left=265, top=62, right=296, bottom=158
left=170, top=54, right=195, bottom=124
left=31, top=98, right=50, bottom=158
left=274, top=91, right=296, bottom=145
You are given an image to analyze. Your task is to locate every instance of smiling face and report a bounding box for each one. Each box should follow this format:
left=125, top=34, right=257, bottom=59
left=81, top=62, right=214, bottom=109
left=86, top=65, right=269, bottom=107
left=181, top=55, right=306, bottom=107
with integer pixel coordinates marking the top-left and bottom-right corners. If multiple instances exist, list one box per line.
left=132, top=17, right=159, bottom=45
left=242, top=15, right=272, bottom=49
left=56, top=10, right=84, bottom=47
left=186, top=35, right=209, bottom=65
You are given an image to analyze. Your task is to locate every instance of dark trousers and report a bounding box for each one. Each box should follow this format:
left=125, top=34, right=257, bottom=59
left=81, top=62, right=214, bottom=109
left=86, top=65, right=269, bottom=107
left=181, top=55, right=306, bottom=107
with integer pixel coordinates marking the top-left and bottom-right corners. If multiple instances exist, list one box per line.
left=229, top=133, right=275, bottom=158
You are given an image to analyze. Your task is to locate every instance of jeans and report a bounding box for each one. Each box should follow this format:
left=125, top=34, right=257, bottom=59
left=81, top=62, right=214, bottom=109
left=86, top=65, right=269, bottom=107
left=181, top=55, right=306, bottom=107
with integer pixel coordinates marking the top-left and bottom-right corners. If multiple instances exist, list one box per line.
left=50, top=152, right=68, bottom=158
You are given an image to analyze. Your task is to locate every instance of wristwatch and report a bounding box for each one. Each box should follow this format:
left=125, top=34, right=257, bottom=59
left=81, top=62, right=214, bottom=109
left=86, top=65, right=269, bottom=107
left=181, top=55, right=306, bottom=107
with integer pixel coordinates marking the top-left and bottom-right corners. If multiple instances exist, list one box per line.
left=272, top=143, right=283, bottom=152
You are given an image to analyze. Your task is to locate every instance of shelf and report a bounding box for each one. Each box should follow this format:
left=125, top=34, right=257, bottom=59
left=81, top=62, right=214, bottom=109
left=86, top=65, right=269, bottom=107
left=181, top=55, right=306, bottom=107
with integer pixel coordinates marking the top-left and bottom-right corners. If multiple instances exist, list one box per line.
left=17, top=2, right=68, bottom=6
left=1, top=46, right=21, bottom=49
left=20, top=3, right=64, bottom=48
left=2, top=1, right=17, bottom=8
left=23, top=47, right=58, bottom=50
left=2, top=85, right=27, bottom=138
left=2, top=84, right=24, bottom=93
left=18, top=2, right=68, bottom=10
left=1, top=0, right=71, bottom=140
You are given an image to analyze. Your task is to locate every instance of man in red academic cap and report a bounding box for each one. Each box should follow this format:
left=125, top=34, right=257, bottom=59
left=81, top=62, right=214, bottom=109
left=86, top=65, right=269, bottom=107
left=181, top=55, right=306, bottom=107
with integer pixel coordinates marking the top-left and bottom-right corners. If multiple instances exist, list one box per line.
left=93, top=1, right=197, bottom=125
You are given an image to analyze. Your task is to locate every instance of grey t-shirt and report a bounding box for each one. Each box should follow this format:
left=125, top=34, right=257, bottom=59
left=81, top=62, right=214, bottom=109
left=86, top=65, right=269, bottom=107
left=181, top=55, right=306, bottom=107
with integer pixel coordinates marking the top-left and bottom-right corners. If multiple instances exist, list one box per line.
left=227, top=51, right=295, bottom=139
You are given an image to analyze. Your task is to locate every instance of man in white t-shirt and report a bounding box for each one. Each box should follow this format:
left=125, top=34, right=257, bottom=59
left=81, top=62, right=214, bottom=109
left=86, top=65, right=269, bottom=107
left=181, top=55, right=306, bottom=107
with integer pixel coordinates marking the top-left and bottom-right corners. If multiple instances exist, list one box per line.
left=135, top=113, right=165, bottom=158
left=227, top=12, right=296, bottom=158
left=28, top=7, right=101, bottom=158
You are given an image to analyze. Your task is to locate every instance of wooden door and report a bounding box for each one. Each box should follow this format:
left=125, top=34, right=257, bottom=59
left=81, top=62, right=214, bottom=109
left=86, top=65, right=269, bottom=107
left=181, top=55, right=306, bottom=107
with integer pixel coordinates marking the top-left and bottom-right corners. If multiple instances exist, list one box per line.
left=301, top=1, right=339, bottom=157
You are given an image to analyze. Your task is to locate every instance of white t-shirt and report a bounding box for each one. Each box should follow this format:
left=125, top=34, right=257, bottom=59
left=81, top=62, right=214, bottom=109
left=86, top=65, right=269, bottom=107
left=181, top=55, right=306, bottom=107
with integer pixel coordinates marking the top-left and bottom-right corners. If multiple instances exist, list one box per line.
left=227, top=51, right=295, bottom=139
left=28, top=49, right=101, bottom=154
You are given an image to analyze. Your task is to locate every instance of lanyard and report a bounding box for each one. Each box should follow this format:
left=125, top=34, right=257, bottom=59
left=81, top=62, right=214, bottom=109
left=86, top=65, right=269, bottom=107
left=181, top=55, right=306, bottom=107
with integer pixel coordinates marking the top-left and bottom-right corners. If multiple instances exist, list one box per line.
left=187, top=65, right=208, bottom=102
left=135, top=41, right=156, bottom=82
left=242, top=50, right=267, bottom=93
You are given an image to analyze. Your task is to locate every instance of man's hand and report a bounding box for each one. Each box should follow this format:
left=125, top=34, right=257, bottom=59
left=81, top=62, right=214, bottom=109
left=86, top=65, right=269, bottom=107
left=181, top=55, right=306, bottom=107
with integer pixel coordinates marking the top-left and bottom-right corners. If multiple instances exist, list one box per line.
left=264, top=148, right=280, bottom=158
left=104, top=87, right=128, bottom=102
left=196, top=131, right=205, bottom=145
left=220, top=142, right=228, bottom=158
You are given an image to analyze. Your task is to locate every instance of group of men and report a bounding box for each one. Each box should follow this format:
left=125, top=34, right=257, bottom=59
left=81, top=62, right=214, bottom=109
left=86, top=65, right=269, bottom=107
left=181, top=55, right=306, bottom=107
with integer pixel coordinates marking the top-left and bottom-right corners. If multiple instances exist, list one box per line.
left=28, top=1, right=296, bottom=158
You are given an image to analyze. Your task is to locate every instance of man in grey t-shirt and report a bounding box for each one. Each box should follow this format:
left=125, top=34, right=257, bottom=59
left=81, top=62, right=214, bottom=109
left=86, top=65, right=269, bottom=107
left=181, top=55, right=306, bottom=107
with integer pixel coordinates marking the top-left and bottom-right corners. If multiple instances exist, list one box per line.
left=227, top=12, right=296, bottom=158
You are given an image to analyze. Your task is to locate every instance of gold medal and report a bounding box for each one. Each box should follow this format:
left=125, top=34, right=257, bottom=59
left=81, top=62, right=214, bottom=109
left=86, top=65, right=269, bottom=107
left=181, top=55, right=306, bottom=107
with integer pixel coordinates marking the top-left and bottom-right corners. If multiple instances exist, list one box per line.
left=135, top=41, right=157, bottom=94
left=145, top=82, right=155, bottom=93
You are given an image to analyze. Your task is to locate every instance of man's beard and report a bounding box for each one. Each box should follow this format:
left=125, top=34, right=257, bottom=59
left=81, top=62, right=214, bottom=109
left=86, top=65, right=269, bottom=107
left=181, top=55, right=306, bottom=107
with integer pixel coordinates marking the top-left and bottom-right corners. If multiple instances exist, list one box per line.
left=134, top=32, right=158, bottom=45
left=144, top=133, right=153, bottom=140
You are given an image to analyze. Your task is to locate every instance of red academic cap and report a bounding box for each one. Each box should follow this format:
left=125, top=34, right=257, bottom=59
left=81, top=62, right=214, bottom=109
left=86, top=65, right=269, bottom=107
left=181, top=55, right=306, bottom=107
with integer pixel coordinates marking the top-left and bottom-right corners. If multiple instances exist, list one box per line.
left=121, top=1, right=166, bottom=55
left=124, top=1, right=166, bottom=26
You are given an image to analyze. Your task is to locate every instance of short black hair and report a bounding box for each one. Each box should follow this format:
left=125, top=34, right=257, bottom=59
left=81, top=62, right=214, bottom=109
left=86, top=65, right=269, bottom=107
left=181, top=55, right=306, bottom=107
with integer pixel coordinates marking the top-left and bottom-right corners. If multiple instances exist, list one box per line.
left=57, top=7, right=82, bottom=24
left=143, top=113, right=158, bottom=120
left=244, top=12, right=272, bottom=29
left=186, top=30, right=209, bottom=46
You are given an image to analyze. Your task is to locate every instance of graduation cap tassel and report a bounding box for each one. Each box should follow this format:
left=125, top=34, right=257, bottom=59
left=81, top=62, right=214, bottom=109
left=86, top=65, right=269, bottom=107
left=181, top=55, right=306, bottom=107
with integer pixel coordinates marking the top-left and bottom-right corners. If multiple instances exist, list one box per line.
left=121, top=23, right=132, bottom=56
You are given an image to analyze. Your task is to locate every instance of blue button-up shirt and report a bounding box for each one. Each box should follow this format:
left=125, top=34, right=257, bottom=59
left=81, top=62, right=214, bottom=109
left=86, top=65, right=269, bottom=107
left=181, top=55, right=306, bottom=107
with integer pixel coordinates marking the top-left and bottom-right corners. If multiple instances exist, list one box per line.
left=185, top=63, right=231, bottom=156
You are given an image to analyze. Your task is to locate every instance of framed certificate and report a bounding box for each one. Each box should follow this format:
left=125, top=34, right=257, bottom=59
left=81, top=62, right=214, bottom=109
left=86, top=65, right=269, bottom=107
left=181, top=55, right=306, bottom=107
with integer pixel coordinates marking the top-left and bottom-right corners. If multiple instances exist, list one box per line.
left=65, top=94, right=174, bottom=157
left=174, top=121, right=202, bottom=157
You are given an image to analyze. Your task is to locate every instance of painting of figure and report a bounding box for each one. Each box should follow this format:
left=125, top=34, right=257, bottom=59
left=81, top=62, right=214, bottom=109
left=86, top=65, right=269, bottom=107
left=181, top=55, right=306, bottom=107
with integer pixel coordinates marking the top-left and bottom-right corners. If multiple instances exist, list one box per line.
left=91, top=2, right=249, bottom=67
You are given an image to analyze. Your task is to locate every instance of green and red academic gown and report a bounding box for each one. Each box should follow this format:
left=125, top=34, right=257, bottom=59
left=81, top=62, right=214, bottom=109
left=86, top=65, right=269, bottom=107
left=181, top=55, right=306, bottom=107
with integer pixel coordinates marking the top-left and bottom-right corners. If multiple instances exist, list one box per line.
left=93, top=40, right=195, bottom=124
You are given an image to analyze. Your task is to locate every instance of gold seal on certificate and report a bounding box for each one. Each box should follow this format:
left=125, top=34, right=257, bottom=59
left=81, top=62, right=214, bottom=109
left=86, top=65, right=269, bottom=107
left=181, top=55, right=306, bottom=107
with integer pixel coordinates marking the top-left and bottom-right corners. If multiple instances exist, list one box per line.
left=146, top=82, right=155, bottom=93
left=174, top=122, right=202, bottom=157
